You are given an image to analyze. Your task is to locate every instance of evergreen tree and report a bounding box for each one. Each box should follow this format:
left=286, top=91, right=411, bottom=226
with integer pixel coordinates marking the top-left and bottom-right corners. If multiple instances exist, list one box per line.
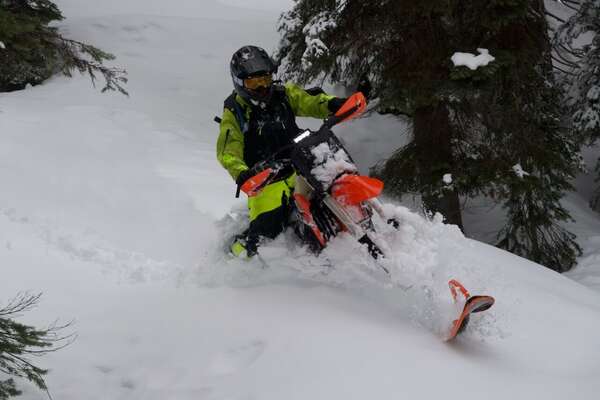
left=277, top=0, right=581, bottom=271
left=553, top=0, right=600, bottom=209
left=0, top=0, right=127, bottom=94
left=0, top=293, right=71, bottom=399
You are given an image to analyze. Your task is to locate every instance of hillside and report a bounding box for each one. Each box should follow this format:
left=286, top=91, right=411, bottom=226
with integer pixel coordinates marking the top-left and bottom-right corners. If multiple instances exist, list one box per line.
left=1, top=1, right=599, bottom=399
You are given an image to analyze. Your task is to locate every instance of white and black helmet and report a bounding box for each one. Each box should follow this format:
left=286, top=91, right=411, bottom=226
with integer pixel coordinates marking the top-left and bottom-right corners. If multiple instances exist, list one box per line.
left=230, top=45, right=278, bottom=103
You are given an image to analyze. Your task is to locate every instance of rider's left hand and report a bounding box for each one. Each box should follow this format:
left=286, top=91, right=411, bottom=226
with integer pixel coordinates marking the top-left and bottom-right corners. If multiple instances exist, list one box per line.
left=328, top=97, right=347, bottom=113
left=357, top=74, right=372, bottom=99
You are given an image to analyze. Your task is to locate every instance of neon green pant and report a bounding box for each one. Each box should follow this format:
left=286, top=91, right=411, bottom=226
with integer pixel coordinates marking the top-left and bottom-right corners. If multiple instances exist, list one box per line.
left=247, top=174, right=296, bottom=238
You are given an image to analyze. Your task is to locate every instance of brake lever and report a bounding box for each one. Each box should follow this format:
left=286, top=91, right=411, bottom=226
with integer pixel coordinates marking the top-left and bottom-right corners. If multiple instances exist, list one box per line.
left=235, top=159, right=292, bottom=198
left=236, top=158, right=267, bottom=196
left=323, top=104, right=358, bottom=130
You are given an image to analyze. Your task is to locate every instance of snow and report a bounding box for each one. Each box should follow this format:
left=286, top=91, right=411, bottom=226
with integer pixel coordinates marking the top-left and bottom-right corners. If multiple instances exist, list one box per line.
left=310, top=142, right=357, bottom=187
left=301, top=12, right=337, bottom=69
left=587, top=85, right=600, bottom=101
left=1, top=1, right=600, bottom=399
left=311, top=142, right=333, bottom=164
left=451, top=48, right=495, bottom=70
left=512, top=163, right=530, bottom=178
left=576, top=106, right=600, bottom=131
left=49, top=0, right=285, bottom=20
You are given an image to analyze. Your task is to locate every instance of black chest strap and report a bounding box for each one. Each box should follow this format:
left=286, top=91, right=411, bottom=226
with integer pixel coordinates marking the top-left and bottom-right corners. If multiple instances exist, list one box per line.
left=223, top=92, right=249, bottom=134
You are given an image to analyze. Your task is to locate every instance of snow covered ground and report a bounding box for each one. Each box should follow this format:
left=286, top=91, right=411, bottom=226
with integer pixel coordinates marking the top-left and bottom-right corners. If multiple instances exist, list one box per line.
left=1, top=1, right=600, bottom=399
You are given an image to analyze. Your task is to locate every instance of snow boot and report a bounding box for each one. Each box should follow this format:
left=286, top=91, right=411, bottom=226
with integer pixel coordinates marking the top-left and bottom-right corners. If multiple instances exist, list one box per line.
left=229, top=234, right=258, bottom=258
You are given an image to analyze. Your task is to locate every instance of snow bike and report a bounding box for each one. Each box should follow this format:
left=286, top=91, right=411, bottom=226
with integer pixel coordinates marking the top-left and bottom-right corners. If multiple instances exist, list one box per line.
left=237, top=92, right=391, bottom=267
left=236, top=93, right=495, bottom=340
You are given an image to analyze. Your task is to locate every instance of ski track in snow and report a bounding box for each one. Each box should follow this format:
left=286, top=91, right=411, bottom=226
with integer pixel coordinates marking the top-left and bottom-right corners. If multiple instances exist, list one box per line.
left=205, top=340, right=267, bottom=377
left=0, top=206, right=189, bottom=284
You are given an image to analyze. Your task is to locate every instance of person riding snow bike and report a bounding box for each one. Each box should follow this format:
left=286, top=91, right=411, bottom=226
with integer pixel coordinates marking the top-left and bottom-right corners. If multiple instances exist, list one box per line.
left=216, top=45, right=352, bottom=257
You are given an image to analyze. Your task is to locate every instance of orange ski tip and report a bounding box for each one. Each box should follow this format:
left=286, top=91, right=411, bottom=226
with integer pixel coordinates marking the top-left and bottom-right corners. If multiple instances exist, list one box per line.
left=467, top=295, right=495, bottom=313
left=448, top=279, right=470, bottom=301
left=446, top=316, right=467, bottom=341
left=241, top=168, right=272, bottom=197
left=334, top=92, right=367, bottom=123
left=446, top=294, right=494, bottom=341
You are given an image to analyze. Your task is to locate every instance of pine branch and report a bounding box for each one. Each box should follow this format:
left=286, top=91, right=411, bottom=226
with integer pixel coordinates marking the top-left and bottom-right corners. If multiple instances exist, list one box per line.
left=54, top=37, right=129, bottom=96
left=0, top=293, right=74, bottom=400
left=0, top=2, right=128, bottom=94
left=546, top=10, right=567, bottom=23
left=555, top=42, right=584, bottom=61
left=0, top=293, right=41, bottom=318
left=556, top=0, right=581, bottom=11
left=552, top=45, right=581, bottom=67
left=551, top=55, right=579, bottom=72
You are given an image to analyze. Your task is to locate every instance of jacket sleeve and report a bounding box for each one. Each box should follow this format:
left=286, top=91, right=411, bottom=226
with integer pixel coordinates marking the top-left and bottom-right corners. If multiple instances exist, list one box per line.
left=285, top=83, right=336, bottom=119
left=216, top=108, right=248, bottom=181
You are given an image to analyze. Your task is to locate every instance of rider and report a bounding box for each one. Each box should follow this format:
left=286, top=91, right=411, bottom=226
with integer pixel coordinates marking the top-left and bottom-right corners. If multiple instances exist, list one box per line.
left=216, top=45, right=348, bottom=257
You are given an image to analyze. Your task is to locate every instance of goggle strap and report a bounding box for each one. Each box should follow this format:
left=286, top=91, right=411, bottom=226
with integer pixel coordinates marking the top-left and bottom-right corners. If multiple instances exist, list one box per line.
left=232, top=75, right=244, bottom=86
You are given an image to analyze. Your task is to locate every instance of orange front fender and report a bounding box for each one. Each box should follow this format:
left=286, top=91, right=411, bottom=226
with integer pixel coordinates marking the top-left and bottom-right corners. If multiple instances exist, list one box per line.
left=331, top=175, right=383, bottom=205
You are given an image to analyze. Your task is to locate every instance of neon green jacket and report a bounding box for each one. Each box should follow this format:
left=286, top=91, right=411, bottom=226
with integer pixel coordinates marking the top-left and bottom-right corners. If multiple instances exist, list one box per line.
left=216, top=83, right=335, bottom=181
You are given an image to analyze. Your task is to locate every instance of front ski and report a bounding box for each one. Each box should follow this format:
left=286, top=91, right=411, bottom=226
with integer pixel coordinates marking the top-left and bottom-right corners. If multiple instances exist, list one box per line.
left=446, top=280, right=494, bottom=341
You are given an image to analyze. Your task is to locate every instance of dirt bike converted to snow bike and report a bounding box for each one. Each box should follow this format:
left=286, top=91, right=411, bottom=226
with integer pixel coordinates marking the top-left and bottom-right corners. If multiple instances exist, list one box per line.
left=234, top=93, right=494, bottom=341
left=236, top=93, right=389, bottom=262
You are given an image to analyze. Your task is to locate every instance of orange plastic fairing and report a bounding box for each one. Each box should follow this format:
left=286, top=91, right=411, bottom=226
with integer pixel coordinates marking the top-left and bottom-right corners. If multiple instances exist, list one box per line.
left=331, top=175, right=383, bottom=205
left=241, top=168, right=272, bottom=197
left=294, top=193, right=326, bottom=247
left=334, top=92, right=367, bottom=124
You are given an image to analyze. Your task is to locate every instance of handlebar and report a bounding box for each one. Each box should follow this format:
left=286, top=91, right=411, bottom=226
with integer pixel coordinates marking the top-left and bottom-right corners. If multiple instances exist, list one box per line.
left=236, top=159, right=293, bottom=198
left=234, top=92, right=367, bottom=198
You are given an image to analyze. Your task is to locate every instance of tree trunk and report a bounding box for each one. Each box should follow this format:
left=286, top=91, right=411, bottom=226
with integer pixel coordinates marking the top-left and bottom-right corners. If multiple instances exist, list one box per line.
left=414, top=102, right=464, bottom=232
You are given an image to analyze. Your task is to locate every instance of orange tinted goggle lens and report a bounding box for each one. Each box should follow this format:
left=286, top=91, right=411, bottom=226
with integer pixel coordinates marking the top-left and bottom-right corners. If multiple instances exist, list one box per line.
left=244, top=75, right=272, bottom=90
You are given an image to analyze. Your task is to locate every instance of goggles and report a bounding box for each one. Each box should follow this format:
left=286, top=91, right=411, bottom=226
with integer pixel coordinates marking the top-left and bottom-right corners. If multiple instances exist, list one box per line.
left=244, top=74, right=273, bottom=90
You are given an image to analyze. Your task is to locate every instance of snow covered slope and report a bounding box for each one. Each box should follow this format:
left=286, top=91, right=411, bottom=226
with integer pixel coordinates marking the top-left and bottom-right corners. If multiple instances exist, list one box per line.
left=1, top=1, right=600, bottom=399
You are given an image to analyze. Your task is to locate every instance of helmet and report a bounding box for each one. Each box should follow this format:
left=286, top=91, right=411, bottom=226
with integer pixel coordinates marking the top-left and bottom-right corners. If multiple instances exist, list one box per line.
left=230, top=45, right=278, bottom=104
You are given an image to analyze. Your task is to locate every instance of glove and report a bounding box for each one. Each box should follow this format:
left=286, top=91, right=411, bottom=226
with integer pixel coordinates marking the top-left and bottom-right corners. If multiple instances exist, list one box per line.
left=328, top=97, right=347, bottom=113
left=305, top=86, right=326, bottom=96
left=356, top=74, right=372, bottom=99
left=236, top=169, right=254, bottom=186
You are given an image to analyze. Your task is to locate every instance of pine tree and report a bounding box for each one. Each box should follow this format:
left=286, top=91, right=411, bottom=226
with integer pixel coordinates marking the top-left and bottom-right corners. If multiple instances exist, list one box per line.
left=553, top=0, right=600, bottom=210
left=0, top=293, right=72, bottom=399
left=277, top=0, right=581, bottom=271
left=0, top=0, right=127, bottom=94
